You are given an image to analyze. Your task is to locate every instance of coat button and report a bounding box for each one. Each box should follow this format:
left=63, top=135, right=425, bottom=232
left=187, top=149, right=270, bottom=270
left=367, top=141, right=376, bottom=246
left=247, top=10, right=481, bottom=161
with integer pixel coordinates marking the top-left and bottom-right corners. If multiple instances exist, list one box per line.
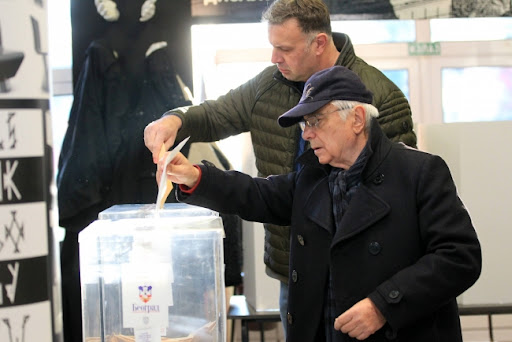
left=385, top=328, right=397, bottom=339
left=292, top=270, right=298, bottom=283
left=287, top=312, right=293, bottom=325
left=373, top=173, right=384, bottom=185
left=297, top=235, right=305, bottom=246
left=368, top=241, right=381, bottom=255
left=389, top=290, right=400, bottom=299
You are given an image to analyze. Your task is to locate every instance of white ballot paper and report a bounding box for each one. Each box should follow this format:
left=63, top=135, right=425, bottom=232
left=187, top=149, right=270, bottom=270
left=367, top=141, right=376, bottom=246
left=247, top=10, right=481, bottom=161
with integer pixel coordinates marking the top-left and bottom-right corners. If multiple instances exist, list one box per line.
left=155, top=136, right=190, bottom=210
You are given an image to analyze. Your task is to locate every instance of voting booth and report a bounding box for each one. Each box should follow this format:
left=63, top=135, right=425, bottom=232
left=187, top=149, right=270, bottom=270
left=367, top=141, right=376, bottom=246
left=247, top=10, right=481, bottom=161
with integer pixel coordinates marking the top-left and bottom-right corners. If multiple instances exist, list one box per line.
left=79, top=203, right=226, bottom=342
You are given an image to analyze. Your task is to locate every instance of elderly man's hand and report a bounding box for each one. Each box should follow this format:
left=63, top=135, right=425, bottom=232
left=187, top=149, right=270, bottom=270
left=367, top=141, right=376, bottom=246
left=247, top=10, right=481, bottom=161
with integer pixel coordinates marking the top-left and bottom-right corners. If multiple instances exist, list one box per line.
left=334, top=298, right=386, bottom=340
left=157, top=152, right=200, bottom=190
left=144, top=115, right=183, bottom=164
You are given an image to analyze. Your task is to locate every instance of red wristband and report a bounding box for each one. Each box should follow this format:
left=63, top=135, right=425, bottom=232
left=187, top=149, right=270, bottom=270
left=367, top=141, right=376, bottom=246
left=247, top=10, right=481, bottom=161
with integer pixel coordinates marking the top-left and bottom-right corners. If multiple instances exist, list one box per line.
left=179, top=165, right=202, bottom=194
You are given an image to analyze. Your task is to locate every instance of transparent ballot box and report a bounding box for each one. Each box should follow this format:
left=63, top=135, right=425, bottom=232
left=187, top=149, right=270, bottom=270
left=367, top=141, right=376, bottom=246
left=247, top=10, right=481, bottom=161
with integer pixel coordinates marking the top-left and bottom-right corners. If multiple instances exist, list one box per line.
left=79, top=203, right=226, bottom=342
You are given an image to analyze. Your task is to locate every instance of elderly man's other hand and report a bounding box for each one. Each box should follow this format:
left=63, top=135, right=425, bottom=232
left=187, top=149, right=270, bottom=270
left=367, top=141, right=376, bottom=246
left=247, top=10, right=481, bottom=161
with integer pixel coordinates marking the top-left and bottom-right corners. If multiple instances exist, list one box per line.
left=144, top=115, right=183, bottom=164
left=334, top=298, right=386, bottom=340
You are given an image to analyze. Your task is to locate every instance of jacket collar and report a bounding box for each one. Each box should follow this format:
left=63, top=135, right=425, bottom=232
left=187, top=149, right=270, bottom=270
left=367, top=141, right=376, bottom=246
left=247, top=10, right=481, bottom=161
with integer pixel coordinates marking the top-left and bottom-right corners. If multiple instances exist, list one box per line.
left=332, top=32, right=357, bottom=68
left=362, top=118, right=393, bottom=182
left=273, top=68, right=304, bottom=94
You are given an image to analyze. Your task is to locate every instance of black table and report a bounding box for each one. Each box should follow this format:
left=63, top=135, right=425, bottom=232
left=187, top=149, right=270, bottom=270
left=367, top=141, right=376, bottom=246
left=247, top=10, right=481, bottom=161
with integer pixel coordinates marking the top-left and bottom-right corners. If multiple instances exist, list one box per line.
left=227, top=295, right=281, bottom=342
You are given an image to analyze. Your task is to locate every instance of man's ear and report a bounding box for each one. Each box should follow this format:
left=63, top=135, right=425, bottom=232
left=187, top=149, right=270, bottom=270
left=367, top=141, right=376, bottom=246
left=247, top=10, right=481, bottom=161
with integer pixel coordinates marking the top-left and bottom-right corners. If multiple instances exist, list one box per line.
left=352, top=106, right=366, bottom=134
left=314, top=33, right=329, bottom=54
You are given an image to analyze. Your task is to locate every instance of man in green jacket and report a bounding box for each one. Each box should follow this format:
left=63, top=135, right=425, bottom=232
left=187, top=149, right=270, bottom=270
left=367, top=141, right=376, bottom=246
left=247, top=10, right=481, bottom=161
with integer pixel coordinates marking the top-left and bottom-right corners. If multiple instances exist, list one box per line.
left=144, top=0, right=417, bottom=334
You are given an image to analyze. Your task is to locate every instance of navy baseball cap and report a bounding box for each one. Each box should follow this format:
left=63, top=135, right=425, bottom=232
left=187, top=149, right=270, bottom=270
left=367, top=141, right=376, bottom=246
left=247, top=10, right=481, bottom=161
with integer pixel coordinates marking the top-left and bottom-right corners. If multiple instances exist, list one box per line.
left=278, top=66, right=373, bottom=127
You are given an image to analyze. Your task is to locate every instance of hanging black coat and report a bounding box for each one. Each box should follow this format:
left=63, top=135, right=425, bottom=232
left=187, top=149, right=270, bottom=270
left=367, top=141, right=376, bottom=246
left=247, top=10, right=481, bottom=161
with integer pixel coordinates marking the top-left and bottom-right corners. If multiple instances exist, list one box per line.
left=57, top=39, right=191, bottom=230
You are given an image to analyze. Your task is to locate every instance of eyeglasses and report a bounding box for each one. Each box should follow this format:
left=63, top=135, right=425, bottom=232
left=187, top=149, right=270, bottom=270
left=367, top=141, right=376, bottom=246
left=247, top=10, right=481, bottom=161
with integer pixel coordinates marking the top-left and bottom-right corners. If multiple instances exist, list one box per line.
left=299, top=107, right=351, bottom=131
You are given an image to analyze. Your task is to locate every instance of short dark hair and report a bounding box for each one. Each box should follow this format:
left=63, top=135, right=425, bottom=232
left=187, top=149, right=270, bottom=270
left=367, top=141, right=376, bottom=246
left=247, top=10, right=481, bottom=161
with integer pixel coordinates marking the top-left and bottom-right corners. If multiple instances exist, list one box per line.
left=262, top=0, right=332, bottom=36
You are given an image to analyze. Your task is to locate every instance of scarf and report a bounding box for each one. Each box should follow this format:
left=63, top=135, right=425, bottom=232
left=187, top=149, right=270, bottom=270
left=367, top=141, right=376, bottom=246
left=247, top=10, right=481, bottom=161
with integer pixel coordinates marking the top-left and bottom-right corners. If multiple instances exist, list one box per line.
left=328, top=142, right=372, bottom=234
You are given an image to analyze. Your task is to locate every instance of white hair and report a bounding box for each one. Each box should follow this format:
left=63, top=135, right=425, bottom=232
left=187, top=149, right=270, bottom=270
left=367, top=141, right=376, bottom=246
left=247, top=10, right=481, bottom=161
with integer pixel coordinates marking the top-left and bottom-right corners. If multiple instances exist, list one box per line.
left=331, top=100, right=379, bottom=132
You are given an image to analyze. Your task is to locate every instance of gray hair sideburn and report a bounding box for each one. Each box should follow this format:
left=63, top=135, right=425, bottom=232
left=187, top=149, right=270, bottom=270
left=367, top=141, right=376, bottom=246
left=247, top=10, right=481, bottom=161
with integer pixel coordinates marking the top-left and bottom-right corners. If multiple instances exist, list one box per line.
left=331, top=100, right=379, bottom=133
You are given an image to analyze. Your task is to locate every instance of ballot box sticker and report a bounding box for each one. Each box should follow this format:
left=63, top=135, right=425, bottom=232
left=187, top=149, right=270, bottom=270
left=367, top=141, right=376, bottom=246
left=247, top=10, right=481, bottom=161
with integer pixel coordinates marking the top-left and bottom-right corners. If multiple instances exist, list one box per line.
left=121, top=263, right=172, bottom=329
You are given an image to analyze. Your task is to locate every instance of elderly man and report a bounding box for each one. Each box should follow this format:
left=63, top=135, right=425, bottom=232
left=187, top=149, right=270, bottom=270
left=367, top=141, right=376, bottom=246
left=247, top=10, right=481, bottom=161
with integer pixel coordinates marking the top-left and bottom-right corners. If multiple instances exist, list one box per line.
left=159, top=66, right=481, bottom=341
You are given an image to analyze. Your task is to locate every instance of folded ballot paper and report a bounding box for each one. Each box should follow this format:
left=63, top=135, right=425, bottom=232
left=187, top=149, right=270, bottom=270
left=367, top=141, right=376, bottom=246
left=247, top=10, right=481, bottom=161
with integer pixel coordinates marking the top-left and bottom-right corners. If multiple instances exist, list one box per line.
left=156, top=136, right=190, bottom=210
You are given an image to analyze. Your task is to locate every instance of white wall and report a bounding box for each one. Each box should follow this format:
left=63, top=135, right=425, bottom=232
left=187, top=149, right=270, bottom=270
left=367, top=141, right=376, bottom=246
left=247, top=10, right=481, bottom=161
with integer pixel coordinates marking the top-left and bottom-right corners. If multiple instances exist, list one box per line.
left=418, top=121, right=512, bottom=305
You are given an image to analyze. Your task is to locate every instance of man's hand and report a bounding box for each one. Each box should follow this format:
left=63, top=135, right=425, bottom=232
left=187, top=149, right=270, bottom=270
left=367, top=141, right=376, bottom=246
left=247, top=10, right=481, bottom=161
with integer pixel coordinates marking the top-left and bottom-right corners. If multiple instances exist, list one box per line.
left=144, top=115, right=183, bottom=164
left=334, top=298, right=386, bottom=340
left=157, top=152, right=200, bottom=189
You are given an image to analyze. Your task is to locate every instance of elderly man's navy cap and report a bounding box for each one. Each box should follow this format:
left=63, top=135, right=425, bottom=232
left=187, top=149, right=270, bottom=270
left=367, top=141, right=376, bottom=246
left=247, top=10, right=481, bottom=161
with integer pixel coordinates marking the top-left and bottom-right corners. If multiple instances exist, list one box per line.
left=278, top=66, right=373, bottom=127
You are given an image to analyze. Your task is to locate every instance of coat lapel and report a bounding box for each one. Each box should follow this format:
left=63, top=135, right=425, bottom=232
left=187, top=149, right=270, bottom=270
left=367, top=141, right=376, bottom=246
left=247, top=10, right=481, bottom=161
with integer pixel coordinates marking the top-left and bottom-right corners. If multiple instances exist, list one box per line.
left=302, top=179, right=390, bottom=242
left=303, top=177, right=334, bottom=234
left=332, top=185, right=390, bottom=246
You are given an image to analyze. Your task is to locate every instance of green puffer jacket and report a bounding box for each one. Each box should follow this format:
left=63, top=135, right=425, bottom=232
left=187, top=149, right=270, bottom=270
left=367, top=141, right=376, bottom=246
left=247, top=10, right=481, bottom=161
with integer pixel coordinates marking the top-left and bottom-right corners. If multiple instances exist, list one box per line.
left=169, top=32, right=417, bottom=283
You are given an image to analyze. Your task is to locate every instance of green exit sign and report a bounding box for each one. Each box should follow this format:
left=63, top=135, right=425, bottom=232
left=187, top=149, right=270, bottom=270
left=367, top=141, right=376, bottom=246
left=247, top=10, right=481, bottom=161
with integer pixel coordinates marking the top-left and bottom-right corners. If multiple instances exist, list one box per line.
left=408, top=42, right=441, bottom=56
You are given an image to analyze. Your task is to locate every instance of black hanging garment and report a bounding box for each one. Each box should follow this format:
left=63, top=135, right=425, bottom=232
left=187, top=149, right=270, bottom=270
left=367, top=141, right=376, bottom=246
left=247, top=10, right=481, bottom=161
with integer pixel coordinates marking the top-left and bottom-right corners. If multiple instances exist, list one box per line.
left=57, top=39, right=191, bottom=229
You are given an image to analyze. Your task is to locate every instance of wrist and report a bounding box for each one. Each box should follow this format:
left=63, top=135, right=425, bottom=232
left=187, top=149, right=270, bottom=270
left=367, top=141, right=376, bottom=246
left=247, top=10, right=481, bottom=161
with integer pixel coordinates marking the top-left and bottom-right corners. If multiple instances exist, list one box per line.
left=163, top=111, right=183, bottom=130
left=180, top=165, right=202, bottom=193
left=168, top=113, right=183, bottom=130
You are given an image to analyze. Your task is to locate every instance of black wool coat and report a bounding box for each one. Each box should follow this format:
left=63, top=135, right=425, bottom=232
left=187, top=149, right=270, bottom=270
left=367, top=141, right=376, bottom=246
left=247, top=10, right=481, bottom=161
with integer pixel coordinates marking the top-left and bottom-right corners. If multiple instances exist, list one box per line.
left=178, top=120, right=481, bottom=342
